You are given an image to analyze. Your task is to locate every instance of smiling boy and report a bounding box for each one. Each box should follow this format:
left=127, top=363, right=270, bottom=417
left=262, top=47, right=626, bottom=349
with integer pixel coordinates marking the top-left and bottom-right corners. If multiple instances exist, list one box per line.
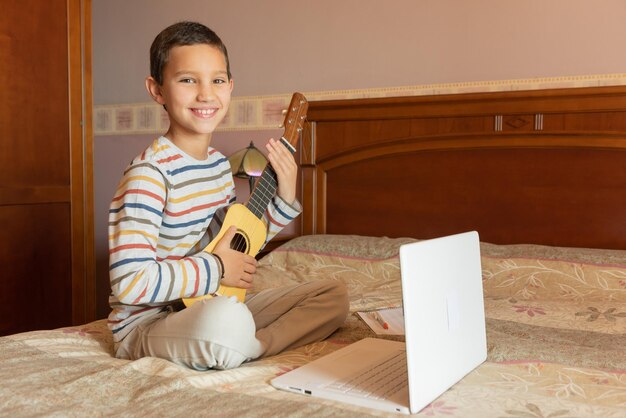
left=107, top=21, right=348, bottom=370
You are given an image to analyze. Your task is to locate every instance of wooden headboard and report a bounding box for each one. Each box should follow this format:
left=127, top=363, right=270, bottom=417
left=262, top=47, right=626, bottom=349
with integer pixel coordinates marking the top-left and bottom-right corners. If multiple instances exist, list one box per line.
left=298, top=86, right=626, bottom=250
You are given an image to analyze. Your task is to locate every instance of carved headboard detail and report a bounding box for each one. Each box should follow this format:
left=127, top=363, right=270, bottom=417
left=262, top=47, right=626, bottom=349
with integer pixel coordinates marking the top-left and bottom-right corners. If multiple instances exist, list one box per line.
left=299, top=86, right=626, bottom=249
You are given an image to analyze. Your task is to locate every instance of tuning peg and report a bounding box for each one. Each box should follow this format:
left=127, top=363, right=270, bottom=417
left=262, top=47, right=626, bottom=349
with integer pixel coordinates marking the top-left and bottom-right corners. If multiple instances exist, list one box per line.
left=278, top=118, right=293, bottom=129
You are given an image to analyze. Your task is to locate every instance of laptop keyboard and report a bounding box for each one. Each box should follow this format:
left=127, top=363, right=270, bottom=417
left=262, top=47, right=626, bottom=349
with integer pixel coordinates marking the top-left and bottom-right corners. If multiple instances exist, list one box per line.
left=324, top=350, right=408, bottom=400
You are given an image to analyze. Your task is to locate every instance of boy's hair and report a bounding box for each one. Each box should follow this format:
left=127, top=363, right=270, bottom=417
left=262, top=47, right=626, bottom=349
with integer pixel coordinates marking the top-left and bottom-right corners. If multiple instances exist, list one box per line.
left=149, top=21, right=231, bottom=85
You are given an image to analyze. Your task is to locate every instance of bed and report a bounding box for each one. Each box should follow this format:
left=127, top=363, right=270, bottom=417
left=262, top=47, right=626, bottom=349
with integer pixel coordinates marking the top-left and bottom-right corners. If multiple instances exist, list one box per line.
left=2, top=85, right=626, bottom=417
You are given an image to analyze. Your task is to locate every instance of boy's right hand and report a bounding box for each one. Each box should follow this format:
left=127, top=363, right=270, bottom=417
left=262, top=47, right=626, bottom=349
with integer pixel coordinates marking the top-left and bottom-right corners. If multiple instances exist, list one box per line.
left=213, top=226, right=257, bottom=289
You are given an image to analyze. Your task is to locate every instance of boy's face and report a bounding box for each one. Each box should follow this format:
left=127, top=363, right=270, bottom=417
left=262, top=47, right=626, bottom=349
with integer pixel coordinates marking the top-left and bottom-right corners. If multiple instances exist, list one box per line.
left=146, top=44, right=233, bottom=143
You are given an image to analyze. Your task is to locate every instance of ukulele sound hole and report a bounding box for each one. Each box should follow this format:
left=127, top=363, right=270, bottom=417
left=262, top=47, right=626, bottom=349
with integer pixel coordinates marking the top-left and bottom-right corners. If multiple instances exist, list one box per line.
left=230, top=230, right=250, bottom=254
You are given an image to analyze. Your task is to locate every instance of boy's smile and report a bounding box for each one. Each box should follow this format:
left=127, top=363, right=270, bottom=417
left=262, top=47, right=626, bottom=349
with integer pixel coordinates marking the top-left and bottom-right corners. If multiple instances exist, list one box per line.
left=193, top=108, right=217, bottom=117
left=146, top=44, right=233, bottom=159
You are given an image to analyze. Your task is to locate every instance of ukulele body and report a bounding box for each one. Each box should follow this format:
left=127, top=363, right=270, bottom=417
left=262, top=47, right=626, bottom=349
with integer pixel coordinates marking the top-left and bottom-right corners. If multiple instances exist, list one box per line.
left=182, top=203, right=266, bottom=307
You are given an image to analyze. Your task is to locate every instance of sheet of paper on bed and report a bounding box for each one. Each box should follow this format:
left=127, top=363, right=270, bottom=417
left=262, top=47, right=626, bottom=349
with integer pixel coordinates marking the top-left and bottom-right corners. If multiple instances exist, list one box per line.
left=356, top=307, right=405, bottom=335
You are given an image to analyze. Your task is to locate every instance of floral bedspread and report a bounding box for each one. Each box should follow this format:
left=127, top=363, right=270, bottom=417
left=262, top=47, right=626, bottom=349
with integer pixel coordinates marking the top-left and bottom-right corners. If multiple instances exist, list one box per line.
left=1, top=235, right=625, bottom=417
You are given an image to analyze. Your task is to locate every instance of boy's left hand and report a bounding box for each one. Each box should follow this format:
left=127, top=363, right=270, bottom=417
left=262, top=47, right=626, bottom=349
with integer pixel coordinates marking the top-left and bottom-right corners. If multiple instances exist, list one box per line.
left=266, top=138, right=297, bottom=205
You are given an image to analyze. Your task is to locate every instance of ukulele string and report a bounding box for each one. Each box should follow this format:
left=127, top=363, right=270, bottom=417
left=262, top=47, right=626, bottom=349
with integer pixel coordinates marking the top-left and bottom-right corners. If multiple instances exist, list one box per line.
left=229, top=141, right=283, bottom=255
left=231, top=167, right=277, bottom=254
left=231, top=211, right=261, bottom=253
left=226, top=210, right=244, bottom=253
left=231, top=217, right=247, bottom=253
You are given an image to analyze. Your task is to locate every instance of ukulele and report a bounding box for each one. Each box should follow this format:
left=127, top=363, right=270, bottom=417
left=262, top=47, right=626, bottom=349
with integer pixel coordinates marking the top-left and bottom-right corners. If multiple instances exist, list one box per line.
left=183, top=92, right=308, bottom=307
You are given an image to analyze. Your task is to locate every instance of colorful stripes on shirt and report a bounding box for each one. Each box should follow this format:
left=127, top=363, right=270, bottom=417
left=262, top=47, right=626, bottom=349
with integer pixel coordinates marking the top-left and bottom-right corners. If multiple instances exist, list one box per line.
left=107, top=136, right=300, bottom=346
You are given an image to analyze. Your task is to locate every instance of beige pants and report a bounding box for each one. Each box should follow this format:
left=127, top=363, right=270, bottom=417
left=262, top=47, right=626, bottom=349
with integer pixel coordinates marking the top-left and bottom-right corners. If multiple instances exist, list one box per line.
left=118, top=279, right=349, bottom=370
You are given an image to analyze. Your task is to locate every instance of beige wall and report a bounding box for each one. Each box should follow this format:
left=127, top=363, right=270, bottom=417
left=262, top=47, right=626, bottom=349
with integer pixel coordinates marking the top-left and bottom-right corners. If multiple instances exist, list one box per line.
left=93, top=0, right=626, bottom=105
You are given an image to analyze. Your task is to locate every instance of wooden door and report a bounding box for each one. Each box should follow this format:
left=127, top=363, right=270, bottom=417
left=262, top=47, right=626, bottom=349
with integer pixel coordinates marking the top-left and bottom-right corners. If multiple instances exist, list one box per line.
left=0, top=0, right=94, bottom=335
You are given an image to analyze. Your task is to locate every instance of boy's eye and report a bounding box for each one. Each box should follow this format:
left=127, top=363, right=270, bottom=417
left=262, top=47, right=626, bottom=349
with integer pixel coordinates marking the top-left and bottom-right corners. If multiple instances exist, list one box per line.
left=179, top=78, right=195, bottom=83
left=213, top=78, right=227, bottom=84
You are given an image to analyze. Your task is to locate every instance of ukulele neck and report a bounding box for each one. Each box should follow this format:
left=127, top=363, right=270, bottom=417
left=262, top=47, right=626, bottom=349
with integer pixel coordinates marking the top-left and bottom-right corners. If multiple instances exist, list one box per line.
left=245, top=137, right=295, bottom=219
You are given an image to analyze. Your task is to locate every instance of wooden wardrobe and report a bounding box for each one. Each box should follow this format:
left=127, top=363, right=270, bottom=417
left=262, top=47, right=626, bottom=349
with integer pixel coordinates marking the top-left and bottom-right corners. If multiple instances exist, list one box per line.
left=0, top=0, right=95, bottom=335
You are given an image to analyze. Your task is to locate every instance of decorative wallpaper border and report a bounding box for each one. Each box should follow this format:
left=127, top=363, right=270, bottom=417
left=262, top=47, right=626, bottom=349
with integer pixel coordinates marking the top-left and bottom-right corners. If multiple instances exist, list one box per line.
left=93, top=73, right=626, bottom=135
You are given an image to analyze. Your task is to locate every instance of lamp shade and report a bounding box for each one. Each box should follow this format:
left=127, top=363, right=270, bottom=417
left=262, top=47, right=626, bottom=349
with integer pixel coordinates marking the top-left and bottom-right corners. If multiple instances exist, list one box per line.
left=228, top=141, right=268, bottom=192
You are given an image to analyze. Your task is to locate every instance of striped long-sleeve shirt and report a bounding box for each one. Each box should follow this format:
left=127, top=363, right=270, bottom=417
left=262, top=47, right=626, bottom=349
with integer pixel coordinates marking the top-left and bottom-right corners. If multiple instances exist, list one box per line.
left=107, top=136, right=300, bottom=347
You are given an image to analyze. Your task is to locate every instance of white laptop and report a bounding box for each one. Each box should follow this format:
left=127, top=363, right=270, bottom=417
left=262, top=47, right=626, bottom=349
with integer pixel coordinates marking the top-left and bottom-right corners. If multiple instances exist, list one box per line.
left=271, top=231, right=487, bottom=414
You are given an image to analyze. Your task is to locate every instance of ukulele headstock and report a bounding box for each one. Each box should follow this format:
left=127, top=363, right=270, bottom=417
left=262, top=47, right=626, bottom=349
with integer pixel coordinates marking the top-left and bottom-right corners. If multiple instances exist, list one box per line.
left=281, top=92, right=308, bottom=153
